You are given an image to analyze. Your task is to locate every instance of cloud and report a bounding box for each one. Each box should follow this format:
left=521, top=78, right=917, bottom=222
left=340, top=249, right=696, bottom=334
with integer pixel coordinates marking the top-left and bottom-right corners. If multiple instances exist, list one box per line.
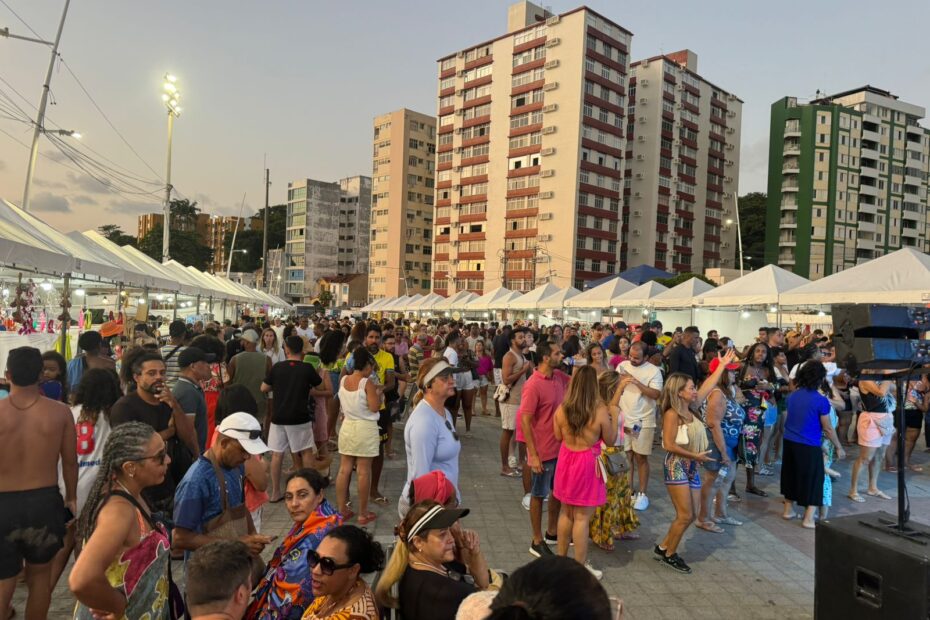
left=66, top=172, right=113, bottom=194
left=0, top=159, right=5, bottom=171
left=71, top=194, right=96, bottom=205
left=106, top=200, right=160, bottom=215
left=31, top=192, right=71, bottom=213
left=738, top=137, right=770, bottom=194
left=34, top=178, right=67, bottom=189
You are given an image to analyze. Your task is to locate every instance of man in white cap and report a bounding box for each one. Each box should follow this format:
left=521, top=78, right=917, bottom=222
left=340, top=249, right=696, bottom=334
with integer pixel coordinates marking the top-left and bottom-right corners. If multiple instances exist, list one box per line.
left=228, top=330, right=272, bottom=433
left=172, top=412, right=273, bottom=559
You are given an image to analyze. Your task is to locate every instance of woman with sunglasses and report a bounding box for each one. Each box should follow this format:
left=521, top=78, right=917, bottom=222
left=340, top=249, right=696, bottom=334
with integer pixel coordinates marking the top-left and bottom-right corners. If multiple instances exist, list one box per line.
left=300, top=525, right=384, bottom=619
left=248, top=469, right=342, bottom=619
left=70, top=422, right=174, bottom=619
left=376, top=501, right=490, bottom=620
left=398, top=357, right=463, bottom=518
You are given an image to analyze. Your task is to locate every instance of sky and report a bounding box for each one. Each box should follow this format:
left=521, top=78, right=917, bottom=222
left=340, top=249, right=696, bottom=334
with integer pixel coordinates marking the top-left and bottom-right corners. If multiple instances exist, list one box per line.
left=1, top=0, right=929, bottom=235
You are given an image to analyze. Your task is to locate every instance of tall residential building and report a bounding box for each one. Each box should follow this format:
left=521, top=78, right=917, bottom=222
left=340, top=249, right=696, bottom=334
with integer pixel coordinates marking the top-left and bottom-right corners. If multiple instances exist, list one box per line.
left=285, top=176, right=371, bottom=303
left=369, top=109, right=437, bottom=301
left=625, top=51, right=742, bottom=273
left=208, top=215, right=247, bottom=275
left=432, top=1, right=632, bottom=295
left=765, top=87, right=930, bottom=279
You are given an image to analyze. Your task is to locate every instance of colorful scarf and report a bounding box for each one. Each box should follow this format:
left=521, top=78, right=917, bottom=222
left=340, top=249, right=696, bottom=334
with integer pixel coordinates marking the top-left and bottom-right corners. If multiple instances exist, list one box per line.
left=246, top=500, right=342, bottom=620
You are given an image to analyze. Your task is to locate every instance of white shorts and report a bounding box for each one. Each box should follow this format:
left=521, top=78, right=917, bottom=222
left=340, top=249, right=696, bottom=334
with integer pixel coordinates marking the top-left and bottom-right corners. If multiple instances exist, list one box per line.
left=268, top=422, right=315, bottom=453
left=455, top=372, right=475, bottom=391
left=500, top=403, right=519, bottom=431
left=622, top=426, right=655, bottom=456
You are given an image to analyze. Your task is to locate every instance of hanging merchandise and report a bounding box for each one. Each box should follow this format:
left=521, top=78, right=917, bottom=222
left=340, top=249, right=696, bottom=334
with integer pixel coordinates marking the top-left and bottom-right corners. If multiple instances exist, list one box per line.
left=39, top=310, right=47, bottom=333
left=15, top=279, right=36, bottom=335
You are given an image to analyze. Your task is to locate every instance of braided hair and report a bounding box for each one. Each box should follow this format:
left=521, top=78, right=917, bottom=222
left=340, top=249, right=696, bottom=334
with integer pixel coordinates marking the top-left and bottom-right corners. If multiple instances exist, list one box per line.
left=76, top=421, right=157, bottom=539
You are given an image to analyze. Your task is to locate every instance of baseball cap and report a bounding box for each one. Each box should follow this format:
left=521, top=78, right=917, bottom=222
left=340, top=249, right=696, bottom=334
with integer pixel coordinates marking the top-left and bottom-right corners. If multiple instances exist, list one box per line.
left=217, top=412, right=268, bottom=455
left=709, top=357, right=741, bottom=373
left=614, top=321, right=627, bottom=329
left=240, top=329, right=259, bottom=344
left=406, top=504, right=470, bottom=542
left=178, top=347, right=216, bottom=367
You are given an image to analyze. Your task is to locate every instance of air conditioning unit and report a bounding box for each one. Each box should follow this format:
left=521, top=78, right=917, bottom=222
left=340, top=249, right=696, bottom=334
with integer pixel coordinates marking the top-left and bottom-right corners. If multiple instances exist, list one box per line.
left=457, top=70, right=467, bottom=77
left=723, top=193, right=732, bottom=199
left=636, top=154, right=645, bottom=161
left=632, top=248, right=640, bottom=254
left=539, top=234, right=553, bottom=241
left=633, top=210, right=642, bottom=217
left=726, top=128, right=735, bottom=134
left=452, top=240, right=461, bottom=246
left=633, top=192, right=642, bottom=198
left=639, top=97, right=648, bottom=104
left=541, top=126, right=557, bottom=135
left=545, top=59, right=560, bottom=69
left=640, top=78, right=649, bottom=86
left=635, top=173, right=644, bottom=180
left=633, top=229, right=641, bottom=236
left=539, top=191, right=555, bottom=199
left=676, top=103, right=683, bottom=110
left=672, top=158, right=680, bottom=164
left=541, top=147, right=556, bottom=156
left=457, top=90, right=466, bottom=97
left=727, top=94, right=736, bottom=102
left=456, top=109, right=466, bottom=116
left=540, top=169, right=555, bottom=178
left=727, top=111, right=736, bottom=118
left=543, top=82, right=559, bottom=92
left=456, top=51, right=465, bottom=58
left=543, top=103, right=558, bottom=113
left=546, top=14, right=561, bottom=25
left=726, top=144, right=735, bottom=150
left=638, top=116, right=647, bottom=123
left=725, top=160, right=734, bottom=166
left=454, top=128, right=462, bottom=134
left=725, top=177, right=733, bottom=183
left=539, top=212, right=554, bottom=221
left=642, top=59, right=650, bottom=68
left=453, top=166, right=462, bottom=172
left=637, top=135, right=646, bottom=143
left=721, top=242, right=730, bottom=248
left=453, top=185, right=461, bottom=191
left=545, top=37, right=561, bottom=47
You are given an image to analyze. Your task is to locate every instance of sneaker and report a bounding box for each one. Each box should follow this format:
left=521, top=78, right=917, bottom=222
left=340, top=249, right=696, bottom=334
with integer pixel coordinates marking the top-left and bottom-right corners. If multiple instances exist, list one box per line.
left=660, top=553, right=692, bottom=574
left=728, top=492, right=742, bottom=503
left=522, top=493, right=531, bottom=511
left=633, top=493, right=649, bottom=511
left=508, top=455, right=519, bottom=469
left=585, top=563, right=603, bottom=580
left=653, top=544, right=666, bottom=559
left=529, top=540, right=553, bottom=558
left=544, top=532, right=572, bottom=546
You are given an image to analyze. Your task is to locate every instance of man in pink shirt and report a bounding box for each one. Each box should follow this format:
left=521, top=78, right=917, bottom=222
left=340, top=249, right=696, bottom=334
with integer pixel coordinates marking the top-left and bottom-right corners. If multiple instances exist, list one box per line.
left=518, top=339, right=569, bottom=557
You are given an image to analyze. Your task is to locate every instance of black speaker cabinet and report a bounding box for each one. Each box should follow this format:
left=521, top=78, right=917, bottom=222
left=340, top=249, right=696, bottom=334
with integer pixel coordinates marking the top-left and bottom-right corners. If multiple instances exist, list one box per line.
left=815, top=511, right=930, bottom=619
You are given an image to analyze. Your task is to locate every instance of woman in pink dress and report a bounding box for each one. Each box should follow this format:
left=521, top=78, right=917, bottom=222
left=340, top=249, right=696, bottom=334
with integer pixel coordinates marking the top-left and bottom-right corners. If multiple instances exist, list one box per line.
left=552, top=365, right=617, bottom=580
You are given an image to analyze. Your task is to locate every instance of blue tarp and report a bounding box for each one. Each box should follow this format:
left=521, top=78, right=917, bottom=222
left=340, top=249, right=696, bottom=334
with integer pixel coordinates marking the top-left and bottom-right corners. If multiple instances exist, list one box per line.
left=584, top=265, right=675, bottom=289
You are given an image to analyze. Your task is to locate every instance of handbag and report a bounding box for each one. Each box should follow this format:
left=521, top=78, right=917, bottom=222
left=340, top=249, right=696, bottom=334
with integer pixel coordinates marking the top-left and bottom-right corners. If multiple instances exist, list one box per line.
left=600, top=447, right=628, bottom=476
left=203, top=452, right=251, bottom=541
left=675, top=422, right=690, bottom=446
left=493, top=382, right=511, bottom=403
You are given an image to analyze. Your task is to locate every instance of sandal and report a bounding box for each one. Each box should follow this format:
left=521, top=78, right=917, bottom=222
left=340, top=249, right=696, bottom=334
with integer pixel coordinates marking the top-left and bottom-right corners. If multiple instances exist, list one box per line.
left=756, top=467, right=774, bottom=476
left=617, top=532, right=640, bottom=540
left=371, top=495, right=390, bottom=506
left=341, top=509, right=356, bottom=520
left=909, top=465, right=924, bottom=472
left=595, top=541, right=614, bottom=552
left=358, top=512, right=378, bottom=525
left=714, top=516, right=743, bottom=526
left=696, top=521, right=725, bottom=533
left=847, top=493, right=866, bottom=503
left=801, top=521, right=817, bottom=530
left=500, top=470, right=521, bottom=478
left=746, top=486, right=768, bottom=497
left=782, top=512, right=799, bottom=521
left=866, top=489, right=891, bottom=500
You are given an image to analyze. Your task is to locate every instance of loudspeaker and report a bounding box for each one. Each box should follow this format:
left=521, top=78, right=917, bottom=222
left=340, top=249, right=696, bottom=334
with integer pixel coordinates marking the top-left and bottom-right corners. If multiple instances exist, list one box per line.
left=833, top=304, right=930, bottom=370
left=815, top=511, right=930, bottom=619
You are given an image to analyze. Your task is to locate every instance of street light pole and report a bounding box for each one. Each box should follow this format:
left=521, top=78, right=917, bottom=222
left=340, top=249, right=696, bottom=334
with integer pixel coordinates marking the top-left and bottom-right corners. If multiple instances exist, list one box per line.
left=726, top=194, right=745, bottom=277
left=161, top=74, right=181, bottom=262
left=21, top=0, right=71, bottom=212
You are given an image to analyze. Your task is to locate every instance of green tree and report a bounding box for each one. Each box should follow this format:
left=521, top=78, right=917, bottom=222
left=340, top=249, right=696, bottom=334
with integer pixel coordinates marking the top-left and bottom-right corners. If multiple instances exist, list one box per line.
left=318, top=289, right=334, bottom=308
left=654, top=272, right=716, bottom=288
left=97, top=224, right=136, bottom=247
left=737, top=192, right=770, bottom=269
left=138, top=223, right=214, bottom=270
left=223, top=203, right=288, bottom=273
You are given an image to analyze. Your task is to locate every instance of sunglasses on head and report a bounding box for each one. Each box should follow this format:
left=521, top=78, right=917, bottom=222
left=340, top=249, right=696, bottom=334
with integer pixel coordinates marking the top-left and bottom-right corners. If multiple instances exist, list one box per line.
left=226, top=428, right=262, bottom=440
left=307, top=549, right=355, bottom=575
left=445, top=420, right=460, bottom=442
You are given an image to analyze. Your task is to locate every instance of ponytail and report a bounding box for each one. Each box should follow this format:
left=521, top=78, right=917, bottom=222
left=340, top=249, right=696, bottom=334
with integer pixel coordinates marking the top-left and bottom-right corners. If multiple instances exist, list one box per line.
left=374, top=500, right=440, bottom=609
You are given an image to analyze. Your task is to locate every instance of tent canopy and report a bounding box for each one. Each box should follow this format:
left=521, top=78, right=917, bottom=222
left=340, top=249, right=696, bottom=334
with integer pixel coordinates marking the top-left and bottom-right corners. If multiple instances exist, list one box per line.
left=650, top=278, right=715, bottom=309
left=396, top=294, right=425, bottom=311
left=694, top=265, right=809, bottom=307
left=381, top=295, right=413, bottom=312
left=779, top=248, right=930, bottom=306
left=565, top=277, right=637, bottom=308
left=610, top=281, right=668, bottom=306
left=410, top=292, right=445, bottom=311
left=465, top=287, right=521, bottom=311
left=537, top=286, right=581, bottom=309
left=619, top=264, right=674, bottom=285
left=434, top=290, right=478, bottom=311
left=507, top=283, right=563, bottom=310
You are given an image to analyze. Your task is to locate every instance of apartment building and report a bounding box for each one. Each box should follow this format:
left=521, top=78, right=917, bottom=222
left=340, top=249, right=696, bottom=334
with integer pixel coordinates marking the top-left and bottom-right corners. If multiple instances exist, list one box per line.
left=137, top=212, right=246, bottom=274
left=624, top=50, right=742, bottom=273
left=284, top=176, right=371, bottom=303
left=765, top=87, right=930, bottom=279
left=369, top=109, right=436, bottom=301
left=432, top=1, right=632, bottom=295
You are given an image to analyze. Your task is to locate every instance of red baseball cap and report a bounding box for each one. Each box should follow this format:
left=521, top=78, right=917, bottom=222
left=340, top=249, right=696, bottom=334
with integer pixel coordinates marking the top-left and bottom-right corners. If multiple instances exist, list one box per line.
left=709, top=357, right=741, bottom=373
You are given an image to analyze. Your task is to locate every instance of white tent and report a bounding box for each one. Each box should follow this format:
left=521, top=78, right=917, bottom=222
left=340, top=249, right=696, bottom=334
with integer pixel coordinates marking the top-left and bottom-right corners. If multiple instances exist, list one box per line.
left=694, top=265, right=810, bottom=308
left=380, top=295, right=413, bottom=312
left=434, top=290, right=478, bottom=311
left=78, top=231, right=177, bottom=291
left=507, top=283, right=564, bottom=310
left=409, top=293, right=445, bottom=312
left=564, top=277, right=637, bottom=309
left=464, top=287, right=519, bottom=311
left=610, top=281, right=668, bottom=307
left=779, top=248, right=930, bottom=306
left=360, top=297, right=390, bottom=311
left=537, top=286, right=581, bottom=309
left=395, top=294, right=425, bottom=312
left=650, top=278, right=715, bottom=309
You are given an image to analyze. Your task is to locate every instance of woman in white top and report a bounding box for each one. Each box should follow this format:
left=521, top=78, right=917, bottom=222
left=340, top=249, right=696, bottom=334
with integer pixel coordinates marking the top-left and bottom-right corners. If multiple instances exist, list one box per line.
left=261, top=327, right=286, bottom=365
left=51, top=367, right=122, bottom=589
left=335, top=347, right=383, bottom=526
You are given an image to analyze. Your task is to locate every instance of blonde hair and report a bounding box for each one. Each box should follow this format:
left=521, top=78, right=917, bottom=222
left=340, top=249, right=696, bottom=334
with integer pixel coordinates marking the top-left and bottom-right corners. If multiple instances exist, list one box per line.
left=259, top=327, right=280, bottom=355
left=375, top=501, right=441, bottom=609
left=597, top=370, right=620, bottom=404
left=562, top=365, right=600, bottom=436
left=410, top=357, right=448, bottom=409
left=659, top=372, right=694, bottom=421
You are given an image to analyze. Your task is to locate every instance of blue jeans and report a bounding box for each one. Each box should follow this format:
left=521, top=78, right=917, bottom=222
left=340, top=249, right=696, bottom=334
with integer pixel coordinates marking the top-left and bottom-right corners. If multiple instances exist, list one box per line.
left=530, top=458, right=557, bottom=498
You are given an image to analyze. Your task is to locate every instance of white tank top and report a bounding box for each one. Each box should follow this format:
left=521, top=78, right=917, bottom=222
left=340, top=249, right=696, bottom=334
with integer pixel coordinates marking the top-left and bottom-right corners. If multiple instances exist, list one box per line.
left=339, top=376, right=379, bottom=422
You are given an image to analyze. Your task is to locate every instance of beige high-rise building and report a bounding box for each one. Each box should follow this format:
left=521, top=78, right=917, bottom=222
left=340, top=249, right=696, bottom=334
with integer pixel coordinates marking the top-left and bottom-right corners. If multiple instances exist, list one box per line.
left=433, top=1, right=632, bottom=294
left=369, top=109, right=437, bottom=301
left=625, top=51, right=742, bottom=272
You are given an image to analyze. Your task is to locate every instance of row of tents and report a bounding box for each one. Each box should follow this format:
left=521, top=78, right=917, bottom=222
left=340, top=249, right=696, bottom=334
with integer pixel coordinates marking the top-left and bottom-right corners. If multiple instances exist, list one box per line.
left=363, top=247, right=930, bottom=314
left=0, top=198, right=290, bottom=310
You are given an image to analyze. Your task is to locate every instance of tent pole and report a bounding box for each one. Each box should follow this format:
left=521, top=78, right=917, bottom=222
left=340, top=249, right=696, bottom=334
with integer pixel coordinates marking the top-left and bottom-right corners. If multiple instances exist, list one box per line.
left=173, top=292, right=178, bottom=321
left=196, top=294, right=201, bottom=319
left=59, top=273, right=71, bottom=356
left=222, top=298, right=227, bottom=323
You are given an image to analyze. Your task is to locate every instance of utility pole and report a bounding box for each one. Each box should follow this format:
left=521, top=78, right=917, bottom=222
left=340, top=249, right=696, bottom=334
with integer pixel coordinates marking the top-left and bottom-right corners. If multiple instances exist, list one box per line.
left=21, top=0, right=71, bottom=212
left=262, top=168, right=270, bottom=288
left=160, top=73, right=181, bottom=262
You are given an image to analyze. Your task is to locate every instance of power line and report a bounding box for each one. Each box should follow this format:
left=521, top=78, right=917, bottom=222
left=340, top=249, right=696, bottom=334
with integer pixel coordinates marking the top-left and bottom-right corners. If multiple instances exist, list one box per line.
left=0, top=0, right=44, bottom=40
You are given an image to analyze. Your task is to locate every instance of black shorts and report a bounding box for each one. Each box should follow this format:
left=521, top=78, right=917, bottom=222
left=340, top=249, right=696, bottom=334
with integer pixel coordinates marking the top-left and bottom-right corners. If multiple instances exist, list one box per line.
left=0, top=486, right=66, bottom=578
left=896, top=409, right=924, bottom=430
left=378, top=408, right=391, bottom=446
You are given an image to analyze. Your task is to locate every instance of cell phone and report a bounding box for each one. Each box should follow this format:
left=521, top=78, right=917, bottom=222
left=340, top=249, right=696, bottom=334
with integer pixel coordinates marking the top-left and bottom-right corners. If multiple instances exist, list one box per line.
left=63, top=507, right=74, bottom=523
left=267, top=535, right=279, bottom=542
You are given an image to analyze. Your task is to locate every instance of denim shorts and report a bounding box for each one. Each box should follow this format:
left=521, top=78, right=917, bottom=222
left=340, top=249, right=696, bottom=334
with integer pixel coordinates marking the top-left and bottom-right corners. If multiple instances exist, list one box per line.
left=530, top=458, right=558, bottom=498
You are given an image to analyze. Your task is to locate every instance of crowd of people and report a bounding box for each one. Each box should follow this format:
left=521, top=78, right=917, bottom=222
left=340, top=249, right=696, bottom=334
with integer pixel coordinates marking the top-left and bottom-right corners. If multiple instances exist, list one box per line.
left=0, top=311, right=922, bottom=619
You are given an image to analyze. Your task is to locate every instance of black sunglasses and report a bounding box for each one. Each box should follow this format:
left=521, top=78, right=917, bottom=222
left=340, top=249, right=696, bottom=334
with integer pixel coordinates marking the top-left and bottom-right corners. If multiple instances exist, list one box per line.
left=226, top=428, right=262, bottom=440
left=307, top=549, right=355, bottom=575
left=445, top=420, right=460, bottom=442
left=131, top=449, right=167, bottom=465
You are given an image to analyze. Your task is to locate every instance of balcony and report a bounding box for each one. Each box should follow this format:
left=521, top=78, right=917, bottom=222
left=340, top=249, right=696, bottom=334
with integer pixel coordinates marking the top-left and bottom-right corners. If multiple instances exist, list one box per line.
left=902, top=226, right=920, bottom=237
left=860, top=147, right=880, bottom=161
left=784, top=120, right=801, bottom=137
left=859, top=184, right=879, bottom=197
left=778, top=253, right=796, bottom=266
left=857, top=220, right=876, bottom=233
left=783, top=140, right=801, bottom=155
left=862, top=128, right=880, bottom=143
left=782, top=157, right=800, bottom=174
left=780, top=217, right=797, bottom=229
left=781, top=199, right=798, bottom=211
left=781, top=181, right=799, bottom=193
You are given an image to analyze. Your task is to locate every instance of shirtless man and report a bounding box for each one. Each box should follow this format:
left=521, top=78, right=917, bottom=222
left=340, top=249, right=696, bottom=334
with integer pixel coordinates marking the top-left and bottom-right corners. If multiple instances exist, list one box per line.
left=0, top=347, right=77, bottom=620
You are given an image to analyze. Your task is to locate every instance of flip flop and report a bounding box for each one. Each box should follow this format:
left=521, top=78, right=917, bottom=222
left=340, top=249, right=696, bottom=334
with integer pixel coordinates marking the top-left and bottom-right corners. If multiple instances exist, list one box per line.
left=847, top=493, right=866, bottom=503
left=696, top=521, right=725, bottom=533
left=866, top=490, right=892, bottom=500
left=908, top=465, right=924, bottom=472
left=500, top=470, right=521, bottom=478
left=714, top=516, right=743, bottom=526
left=746, top=487, right=768, bottom=497
left=801, top=521, right=817, bottom=530
left=617, top=532, right=640, bottom=540
left=358, top=512, right=378, bottom=525
left=782, top=512, right=799, bottom=521
left=340, top=509, right=355, bottom=521
left=371, top=495, right=390, bottom=506
left=269, top=495, right=285, bottom=504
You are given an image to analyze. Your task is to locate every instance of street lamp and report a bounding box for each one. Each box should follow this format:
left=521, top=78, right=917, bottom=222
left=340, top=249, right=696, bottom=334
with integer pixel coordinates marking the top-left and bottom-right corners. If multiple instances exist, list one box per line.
left=726, top=215, right=744, bottom=277
left=161, top=73, right=181, bottom=262
left=226, top=249, right=247, bottom=278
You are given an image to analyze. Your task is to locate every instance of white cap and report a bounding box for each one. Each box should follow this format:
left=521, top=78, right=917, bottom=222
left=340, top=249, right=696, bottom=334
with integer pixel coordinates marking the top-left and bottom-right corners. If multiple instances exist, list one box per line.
left=241, top=329, right=259, bottom=344
left=217, top=412, right=268, bottom=455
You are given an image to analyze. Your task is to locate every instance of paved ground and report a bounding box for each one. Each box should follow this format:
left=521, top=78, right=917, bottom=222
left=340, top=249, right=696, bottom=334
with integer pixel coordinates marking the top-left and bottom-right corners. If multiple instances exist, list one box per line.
left=15, top=413, right=930, bottom=619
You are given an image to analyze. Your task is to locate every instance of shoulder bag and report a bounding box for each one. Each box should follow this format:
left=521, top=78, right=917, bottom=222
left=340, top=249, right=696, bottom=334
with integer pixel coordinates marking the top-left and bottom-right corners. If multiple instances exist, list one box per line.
left=203, top=452, right=251, bottom=541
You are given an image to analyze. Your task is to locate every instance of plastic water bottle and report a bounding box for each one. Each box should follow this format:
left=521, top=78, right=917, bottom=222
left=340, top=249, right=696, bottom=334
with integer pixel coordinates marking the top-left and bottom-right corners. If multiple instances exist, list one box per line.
left=632, top=423, right=641, bottom=435
left=719, top=465, right=729, bottom=480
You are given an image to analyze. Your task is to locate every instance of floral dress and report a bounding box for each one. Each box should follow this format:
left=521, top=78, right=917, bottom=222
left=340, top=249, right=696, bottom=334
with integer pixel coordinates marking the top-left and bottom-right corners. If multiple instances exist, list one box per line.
left=589, top=406, right=638, bottom=550
left=739, top=372, right=775, bottom=470
left=821, top=407, right=839, bottom=507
